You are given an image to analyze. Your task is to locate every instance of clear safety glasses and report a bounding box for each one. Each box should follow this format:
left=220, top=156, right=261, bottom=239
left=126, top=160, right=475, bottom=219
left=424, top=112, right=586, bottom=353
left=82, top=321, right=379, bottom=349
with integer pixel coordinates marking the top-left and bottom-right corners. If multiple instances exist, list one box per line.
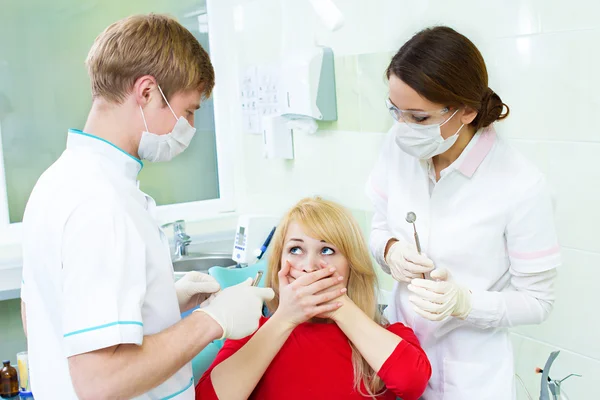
left=385, top=98, right=456, bottom=130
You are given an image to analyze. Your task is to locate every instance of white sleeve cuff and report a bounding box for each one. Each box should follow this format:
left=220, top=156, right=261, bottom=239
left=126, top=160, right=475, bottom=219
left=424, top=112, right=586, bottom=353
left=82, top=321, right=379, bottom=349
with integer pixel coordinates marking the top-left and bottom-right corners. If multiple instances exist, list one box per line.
left=509, top=247, right=561, bottom=274
left=64, top=321, right=144, bottom=357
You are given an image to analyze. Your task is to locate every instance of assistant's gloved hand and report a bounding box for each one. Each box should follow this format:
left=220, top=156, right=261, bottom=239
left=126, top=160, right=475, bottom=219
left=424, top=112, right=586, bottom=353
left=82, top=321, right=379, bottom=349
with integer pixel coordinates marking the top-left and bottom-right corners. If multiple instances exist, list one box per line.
left=195, top=278, right=275, bottom=339
left=408, top=269, right=472, bottom=321
left=175, top=271, right=221, bottom=312
left=385, top=240, right=435, bottom=283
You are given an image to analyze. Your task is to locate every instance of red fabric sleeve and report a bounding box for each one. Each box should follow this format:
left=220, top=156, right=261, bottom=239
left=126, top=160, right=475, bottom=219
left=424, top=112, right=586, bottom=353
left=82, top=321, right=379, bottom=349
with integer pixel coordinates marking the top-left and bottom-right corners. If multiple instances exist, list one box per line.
left=195, top=317, right=268, bottom=400
left=377, top=323, right=432, bottom=400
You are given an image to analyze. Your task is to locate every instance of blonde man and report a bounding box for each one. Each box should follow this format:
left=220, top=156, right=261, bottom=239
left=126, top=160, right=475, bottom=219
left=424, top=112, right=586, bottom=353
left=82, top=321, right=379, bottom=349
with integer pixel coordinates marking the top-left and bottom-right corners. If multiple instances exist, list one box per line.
left=20, top=14, right=273, bottom=400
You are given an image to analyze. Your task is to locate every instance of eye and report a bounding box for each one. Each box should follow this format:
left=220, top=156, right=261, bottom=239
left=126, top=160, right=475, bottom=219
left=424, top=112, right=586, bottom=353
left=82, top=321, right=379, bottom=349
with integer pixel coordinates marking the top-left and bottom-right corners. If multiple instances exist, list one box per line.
left=409, top=114, right=429, bottom=123
left=187, top=110, right=194, bottom=117
left=321, top=247, right=335, bottom=256
left=289, top=246, right=303, bottom=255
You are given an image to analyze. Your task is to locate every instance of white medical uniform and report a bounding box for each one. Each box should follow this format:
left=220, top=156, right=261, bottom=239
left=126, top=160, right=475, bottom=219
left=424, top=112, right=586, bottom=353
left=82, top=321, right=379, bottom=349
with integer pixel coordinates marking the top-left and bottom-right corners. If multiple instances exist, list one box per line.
left=21, top=130, right=194, bottom=399
left=366, top=125, right=561, bottom=400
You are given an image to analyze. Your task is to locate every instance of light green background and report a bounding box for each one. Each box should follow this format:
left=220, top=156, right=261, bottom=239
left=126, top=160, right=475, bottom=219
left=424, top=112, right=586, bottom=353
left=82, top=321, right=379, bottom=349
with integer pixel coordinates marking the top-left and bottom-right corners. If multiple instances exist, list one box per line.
left=0, top=0, right=218, bottom=224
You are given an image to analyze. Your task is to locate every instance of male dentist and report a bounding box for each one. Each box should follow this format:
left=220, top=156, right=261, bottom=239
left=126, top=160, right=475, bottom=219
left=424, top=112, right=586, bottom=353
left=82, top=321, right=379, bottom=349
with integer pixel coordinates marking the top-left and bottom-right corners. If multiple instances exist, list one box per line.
left=20, top=14, right=273, bottom=399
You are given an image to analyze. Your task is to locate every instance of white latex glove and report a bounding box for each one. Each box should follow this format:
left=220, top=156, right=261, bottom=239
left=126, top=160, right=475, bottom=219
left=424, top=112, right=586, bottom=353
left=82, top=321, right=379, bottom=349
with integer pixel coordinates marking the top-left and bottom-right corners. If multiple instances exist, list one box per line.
left=175, top=271, right=221, bottom=311
left=385, top=240, right=435, bottom=283
left=407, top=269, right=472, bottom=321
left=195, top=278, right=275, bottom=340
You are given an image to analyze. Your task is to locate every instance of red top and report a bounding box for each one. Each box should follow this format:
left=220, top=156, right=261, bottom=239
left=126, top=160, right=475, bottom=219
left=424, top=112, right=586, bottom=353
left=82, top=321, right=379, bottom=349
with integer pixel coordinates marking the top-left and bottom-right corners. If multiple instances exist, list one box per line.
left=196, top=317, right=431, bottom=400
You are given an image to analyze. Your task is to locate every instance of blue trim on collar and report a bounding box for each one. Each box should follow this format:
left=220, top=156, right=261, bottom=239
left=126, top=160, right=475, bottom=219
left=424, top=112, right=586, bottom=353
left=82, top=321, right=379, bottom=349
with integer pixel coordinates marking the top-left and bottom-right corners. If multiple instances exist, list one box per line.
left=68, top=129, right=143, bottom=169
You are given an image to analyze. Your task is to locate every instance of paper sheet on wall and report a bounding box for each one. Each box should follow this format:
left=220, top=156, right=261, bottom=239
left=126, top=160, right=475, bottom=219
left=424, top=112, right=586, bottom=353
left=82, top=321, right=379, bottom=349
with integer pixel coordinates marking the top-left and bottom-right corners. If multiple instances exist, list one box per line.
left=240, top=64, right=281, bottom=134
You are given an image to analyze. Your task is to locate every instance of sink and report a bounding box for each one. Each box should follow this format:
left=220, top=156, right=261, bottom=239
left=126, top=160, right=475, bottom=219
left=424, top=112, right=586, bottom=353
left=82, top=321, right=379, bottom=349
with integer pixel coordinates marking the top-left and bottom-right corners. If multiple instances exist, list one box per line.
left=172, top=253, right=236, bottom=275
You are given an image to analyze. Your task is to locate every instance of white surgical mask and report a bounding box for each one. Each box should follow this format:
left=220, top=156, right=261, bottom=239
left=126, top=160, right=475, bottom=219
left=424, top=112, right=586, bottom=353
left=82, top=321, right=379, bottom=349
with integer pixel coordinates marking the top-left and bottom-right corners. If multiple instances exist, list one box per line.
left=393, top=109, right=464, bottom=159
left=138, top=86, right=197, bottom=162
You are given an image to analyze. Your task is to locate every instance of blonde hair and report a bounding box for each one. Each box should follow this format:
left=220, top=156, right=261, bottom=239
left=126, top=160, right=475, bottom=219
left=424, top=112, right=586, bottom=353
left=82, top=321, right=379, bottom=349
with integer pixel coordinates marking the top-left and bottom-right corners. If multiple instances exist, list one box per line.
left=86, top=13, right=215, bottom=103
left=265, top=197, right=387, bottom=397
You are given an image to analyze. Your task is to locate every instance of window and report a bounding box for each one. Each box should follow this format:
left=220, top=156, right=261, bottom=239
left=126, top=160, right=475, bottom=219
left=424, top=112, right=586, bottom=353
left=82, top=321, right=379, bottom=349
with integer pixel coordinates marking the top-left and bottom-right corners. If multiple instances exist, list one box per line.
left=0, top=0, right=233, bottom=242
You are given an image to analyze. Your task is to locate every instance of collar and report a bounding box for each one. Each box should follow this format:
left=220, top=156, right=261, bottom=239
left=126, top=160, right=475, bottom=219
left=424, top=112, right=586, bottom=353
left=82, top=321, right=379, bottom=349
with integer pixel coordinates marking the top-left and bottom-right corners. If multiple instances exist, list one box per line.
left=425, top=125, right=497, bottom=179
left=456, top=125, right=496, bottom=177
left=66, top=129, right=143, bottom=181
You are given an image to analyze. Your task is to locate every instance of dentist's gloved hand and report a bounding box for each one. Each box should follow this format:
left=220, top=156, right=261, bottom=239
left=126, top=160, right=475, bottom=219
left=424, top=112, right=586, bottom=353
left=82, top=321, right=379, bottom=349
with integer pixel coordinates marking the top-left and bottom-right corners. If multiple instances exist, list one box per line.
left=407, top=269, right=472, bottom=321
left=195, top=278, right=275, bottom=340
left=175, top=271, right=221, bottom=312
left=385, top=240, right=435, bottom=283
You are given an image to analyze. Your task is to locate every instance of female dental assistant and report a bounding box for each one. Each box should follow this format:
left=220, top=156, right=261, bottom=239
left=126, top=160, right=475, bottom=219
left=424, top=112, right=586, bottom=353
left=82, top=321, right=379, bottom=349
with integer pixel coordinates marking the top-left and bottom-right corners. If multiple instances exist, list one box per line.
left=366, top=26, right=561, bottom=399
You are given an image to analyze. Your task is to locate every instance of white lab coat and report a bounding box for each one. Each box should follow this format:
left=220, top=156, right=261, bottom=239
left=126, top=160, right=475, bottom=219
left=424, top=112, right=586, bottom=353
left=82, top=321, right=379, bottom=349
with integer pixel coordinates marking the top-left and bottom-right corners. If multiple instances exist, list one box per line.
left=366, top=125, right=560, bottom=400
left=21, top=130, right=194, bottom=399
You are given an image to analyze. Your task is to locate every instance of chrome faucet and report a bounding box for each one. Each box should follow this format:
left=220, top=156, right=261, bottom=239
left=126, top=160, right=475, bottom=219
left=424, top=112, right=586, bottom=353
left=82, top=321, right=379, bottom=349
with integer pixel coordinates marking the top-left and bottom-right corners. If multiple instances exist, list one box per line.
left=162, top=220, right=191, bottom=257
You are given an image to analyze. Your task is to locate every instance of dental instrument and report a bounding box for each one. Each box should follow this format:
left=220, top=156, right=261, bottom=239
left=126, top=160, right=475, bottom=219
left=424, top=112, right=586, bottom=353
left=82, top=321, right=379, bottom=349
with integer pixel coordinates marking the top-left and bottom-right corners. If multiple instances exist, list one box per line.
left=406, top=211, right=434, bottom=280
left=405, top=212, right=421, bottom=254
left=256, top=227, right=276, bottom=262
left=251, top=271, right=264, bottom=287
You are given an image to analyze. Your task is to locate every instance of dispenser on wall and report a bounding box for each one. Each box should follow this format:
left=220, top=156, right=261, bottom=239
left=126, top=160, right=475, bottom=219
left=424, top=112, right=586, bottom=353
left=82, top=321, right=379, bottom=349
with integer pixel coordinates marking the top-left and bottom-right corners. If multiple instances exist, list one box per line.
left=279, top=46, right=337, bottom=122
left=260, top=46, right=338, bottom=159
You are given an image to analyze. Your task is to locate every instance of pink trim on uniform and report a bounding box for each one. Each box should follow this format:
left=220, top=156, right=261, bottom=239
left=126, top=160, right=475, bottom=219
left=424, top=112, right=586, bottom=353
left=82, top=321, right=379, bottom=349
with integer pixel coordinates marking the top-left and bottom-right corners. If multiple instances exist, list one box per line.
left=370, top=179, right=388, bottom=201
left=458, top=126, right=497, bottom=177
left=509, top=244, right=561, bottom=260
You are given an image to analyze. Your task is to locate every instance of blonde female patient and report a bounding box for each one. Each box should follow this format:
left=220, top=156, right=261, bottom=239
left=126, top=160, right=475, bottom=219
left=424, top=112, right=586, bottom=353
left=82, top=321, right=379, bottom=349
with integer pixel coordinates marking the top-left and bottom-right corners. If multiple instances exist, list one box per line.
left=196, top=197, right=431, bottom=400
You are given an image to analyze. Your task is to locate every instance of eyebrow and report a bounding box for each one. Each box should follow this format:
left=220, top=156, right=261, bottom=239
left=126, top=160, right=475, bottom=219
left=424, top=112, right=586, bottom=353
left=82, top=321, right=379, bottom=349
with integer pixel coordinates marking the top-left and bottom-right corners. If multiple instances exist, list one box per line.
left=288, top=238, right=327, bottom=243
left=389, top=98, right=424, bottom=112
left=192, top=104, right=201, bottom=110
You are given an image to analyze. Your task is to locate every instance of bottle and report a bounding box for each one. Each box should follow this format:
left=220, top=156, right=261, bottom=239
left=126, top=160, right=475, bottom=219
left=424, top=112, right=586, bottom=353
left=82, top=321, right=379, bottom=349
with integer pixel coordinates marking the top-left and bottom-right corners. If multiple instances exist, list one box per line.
left=16, top=353, right=29, bottom=393
left=0, top=360, right=19, bottom=399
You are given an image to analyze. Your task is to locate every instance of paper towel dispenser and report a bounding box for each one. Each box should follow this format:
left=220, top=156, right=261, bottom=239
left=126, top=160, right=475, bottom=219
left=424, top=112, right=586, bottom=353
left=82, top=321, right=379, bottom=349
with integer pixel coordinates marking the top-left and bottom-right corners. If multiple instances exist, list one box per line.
left=279, top=46, right=337, bottom=121
left=261, top=46, right=337, bottom=159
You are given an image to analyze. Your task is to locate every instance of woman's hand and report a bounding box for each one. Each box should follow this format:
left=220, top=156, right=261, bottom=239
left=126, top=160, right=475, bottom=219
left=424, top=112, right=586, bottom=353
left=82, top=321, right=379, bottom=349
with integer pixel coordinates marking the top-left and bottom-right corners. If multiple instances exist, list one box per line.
left=312, top=261, right=353, bottom=320
left=316, top=293, right=353, bottom=321
left=272, top=260, right=346, bottom=330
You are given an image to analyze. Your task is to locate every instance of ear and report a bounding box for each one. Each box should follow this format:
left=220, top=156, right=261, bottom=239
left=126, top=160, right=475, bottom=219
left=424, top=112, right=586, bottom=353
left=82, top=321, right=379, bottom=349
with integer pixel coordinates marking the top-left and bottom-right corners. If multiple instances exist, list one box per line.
left=133, top=75, right=158, bottom=107
left=460, top=106, right=478, bottom=125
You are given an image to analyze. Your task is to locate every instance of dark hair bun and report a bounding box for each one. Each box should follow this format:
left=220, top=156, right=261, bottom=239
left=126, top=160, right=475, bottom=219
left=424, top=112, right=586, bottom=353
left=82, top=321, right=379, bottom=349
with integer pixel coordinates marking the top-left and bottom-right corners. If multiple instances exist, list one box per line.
left=474, top=88, right=509, bottom=130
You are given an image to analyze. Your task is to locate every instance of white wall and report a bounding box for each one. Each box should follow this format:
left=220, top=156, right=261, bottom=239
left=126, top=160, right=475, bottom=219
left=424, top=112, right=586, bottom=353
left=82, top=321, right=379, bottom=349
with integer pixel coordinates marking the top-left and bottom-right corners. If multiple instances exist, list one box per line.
left=208, top=0, right=599, bottom=397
